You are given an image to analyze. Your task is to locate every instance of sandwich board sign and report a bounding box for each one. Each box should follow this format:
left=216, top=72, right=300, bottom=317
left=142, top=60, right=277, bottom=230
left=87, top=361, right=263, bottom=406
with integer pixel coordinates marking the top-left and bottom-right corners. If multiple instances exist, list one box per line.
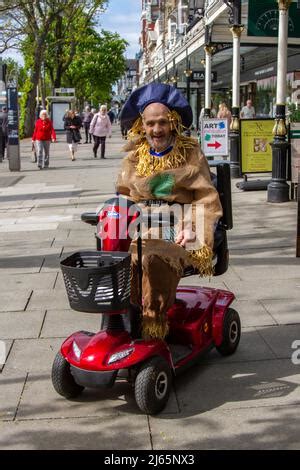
left=201, top=119, right=229, bottom=157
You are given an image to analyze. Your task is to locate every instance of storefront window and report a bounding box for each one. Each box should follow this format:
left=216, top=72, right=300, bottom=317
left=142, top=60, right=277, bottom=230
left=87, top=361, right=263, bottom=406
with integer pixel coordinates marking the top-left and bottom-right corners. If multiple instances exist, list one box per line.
left=255, top=72, right=295, bottom=118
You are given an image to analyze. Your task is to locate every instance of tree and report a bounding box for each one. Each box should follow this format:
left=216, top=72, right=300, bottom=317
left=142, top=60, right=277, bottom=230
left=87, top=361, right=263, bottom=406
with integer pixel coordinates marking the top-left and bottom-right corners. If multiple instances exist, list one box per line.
left=2, top=58, right=26, bottom=89
left=0, top=0, right=107, bottom=137
left=65, top=29, right=128, bottom=106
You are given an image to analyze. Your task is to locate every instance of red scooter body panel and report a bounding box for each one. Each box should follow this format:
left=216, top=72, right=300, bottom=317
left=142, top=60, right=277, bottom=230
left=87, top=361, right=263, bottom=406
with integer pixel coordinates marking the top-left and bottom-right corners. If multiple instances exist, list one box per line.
left=167, top=286, right=235, bottom=354
left=61, top=331, right=172, bottom=372
left=211, top=290, right=235, bottom=346
left=98, top=200, right=139, bottom=253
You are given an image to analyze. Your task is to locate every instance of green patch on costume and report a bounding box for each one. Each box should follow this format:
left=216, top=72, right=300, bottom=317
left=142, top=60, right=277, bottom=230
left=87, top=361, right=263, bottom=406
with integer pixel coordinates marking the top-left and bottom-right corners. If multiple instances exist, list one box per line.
left=149, top=173, right=175, bottom=198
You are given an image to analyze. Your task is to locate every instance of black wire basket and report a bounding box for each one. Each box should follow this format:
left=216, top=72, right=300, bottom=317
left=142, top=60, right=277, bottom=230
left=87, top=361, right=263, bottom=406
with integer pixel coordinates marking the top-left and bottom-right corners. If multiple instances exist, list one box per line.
left=60, top=251, right=131, bottom=313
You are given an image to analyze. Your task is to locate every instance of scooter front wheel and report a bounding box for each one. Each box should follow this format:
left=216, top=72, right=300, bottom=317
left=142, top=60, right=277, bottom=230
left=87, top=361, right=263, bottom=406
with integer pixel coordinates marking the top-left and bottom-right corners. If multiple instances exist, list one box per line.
left=52, top=352, right=84, bottom=399
left=134, top=356, right=172, bottom=415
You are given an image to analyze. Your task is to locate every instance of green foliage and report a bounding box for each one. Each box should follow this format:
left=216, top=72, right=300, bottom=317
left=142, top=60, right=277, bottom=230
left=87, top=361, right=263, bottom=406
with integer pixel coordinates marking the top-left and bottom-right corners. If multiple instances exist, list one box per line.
left=19, top=78, right=34, bottom=139
left=66, top=29, right=127, bottom=105
left=288, top=103, right=300, bottom=123
left=18, top=45, right=35, bottom=138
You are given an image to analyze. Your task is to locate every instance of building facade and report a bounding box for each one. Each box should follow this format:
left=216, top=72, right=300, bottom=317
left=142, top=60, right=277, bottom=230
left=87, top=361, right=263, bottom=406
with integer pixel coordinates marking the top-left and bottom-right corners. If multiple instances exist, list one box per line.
left=117, top=59, right=139, bottom=103
left=138, top=0, right=300, bottom=128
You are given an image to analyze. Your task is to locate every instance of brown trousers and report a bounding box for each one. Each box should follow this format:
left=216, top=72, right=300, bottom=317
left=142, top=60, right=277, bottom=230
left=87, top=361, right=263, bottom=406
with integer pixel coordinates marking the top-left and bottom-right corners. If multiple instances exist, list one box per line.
left=131, top=254, right=181, bottom=338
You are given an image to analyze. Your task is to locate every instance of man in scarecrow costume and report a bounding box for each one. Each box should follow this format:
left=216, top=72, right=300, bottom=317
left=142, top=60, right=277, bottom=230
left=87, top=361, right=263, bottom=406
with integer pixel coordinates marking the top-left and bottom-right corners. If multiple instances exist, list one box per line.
left=116, top=83, right=222, bottom=340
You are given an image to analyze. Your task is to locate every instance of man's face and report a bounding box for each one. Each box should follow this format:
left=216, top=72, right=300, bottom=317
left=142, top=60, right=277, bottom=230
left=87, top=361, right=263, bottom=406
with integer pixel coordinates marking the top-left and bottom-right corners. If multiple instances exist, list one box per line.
left=40, top=112, right=47, bottom=120
left=247, top=100, right=252, bottom=108
left=142, top=103, right=172, bottom=152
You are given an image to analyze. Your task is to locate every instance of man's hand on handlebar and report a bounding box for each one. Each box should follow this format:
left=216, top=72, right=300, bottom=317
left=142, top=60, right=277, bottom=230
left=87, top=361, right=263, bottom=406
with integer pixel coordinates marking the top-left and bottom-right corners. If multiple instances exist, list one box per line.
left=175, top=229, right=196, bottom=247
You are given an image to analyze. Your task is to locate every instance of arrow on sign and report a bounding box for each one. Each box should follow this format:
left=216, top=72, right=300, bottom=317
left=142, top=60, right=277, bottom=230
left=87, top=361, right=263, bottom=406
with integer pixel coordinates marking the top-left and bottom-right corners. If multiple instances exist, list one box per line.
left=208, top=141, right=222, bottom=150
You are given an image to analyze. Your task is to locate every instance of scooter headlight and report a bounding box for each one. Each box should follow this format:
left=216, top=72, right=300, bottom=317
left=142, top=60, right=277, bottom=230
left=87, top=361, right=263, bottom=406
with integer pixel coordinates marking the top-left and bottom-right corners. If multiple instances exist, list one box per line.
left=72, top=340, right=82, bottom=360
left=107, top=348, right=134, bottom=365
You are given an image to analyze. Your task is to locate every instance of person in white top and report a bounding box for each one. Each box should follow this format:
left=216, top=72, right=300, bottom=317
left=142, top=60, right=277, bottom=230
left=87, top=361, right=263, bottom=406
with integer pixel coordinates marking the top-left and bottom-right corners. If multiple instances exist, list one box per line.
left=240, top=100, right=256, bottom=119
left=89, top=105, right=112, bottom=159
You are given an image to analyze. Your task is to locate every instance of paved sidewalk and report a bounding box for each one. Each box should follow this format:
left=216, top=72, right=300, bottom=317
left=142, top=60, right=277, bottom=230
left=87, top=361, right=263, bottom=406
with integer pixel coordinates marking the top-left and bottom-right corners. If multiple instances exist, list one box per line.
left=0, top=127, right=299, bottom=450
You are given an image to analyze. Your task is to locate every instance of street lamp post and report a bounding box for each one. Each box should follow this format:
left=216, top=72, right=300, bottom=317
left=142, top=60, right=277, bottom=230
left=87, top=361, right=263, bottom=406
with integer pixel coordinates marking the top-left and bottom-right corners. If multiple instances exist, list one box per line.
left=225, top=0, right=243, bottom=178
left=204, top=45, right=215, bottom=118
left=267, top=0, right=292, bottom=203
left=170, top=60, right=178, bottom=88
left=203, top=26, right=215, bottom=118
left=184, top=59, right=193, bottom=105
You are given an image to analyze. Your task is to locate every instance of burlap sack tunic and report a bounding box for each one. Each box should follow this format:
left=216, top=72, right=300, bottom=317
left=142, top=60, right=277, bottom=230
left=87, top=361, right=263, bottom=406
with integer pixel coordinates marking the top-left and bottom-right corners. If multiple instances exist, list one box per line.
left=116, top=136, right=223, bottom=338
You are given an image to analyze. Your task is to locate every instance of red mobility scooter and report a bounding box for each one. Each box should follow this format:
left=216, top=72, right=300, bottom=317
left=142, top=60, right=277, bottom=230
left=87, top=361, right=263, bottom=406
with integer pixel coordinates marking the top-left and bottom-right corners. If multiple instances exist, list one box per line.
left=51, top=162, right=241, bottom=415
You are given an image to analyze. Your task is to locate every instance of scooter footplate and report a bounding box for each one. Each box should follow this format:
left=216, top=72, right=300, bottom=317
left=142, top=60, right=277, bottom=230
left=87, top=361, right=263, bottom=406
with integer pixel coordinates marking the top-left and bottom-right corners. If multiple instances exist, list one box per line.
left=168, top=344, right=193, bottom=364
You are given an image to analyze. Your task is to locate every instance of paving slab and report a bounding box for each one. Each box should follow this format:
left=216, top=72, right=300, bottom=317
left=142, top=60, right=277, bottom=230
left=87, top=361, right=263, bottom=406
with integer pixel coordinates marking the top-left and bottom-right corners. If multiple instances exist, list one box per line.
left=0, top=340, right=13, bottom=372
left=26, top=289, right=70, bottom=311
left=40, top=309, right=100, bottom=338
left=260, top=299, right=300, bottom=325
left=53, top=272, right=67, bottom=290
left=230, top=264, right=300, bottom=281
left=229, top=300, right=276, bottom=327
left=224, top=278, right=300, bottom=301
left=40, top=256, right=64, bottom=272
left=0, top=310, right=45, bottom=339
left=0, top=254, right=45, bottom=274
left=16, top=372, right=179, bottom=421
left=4, top=338, right=63, bottom=373
left=0, top=372, right=27, bottom=421
left=174, top=358, right=300, bottom=415
left=0, top=273, right=56, bottom=291
left=257, top=324, right=300, bottom=359
left=0, top=290, right=32, bottom=312
left=203, top=327, right=276, bottom=364
left=0, top=414, right=151, bottom=450
left=149, top=404, right=300, bottom=450
left=228, top=235, right=295, bottom=251
left=17, top=373, right=140, bottom=420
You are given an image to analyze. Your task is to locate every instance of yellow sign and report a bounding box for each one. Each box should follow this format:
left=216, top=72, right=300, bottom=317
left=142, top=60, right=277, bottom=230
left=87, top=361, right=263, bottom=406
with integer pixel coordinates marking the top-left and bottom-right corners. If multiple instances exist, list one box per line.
left=240, top=119, right=274, bottom=173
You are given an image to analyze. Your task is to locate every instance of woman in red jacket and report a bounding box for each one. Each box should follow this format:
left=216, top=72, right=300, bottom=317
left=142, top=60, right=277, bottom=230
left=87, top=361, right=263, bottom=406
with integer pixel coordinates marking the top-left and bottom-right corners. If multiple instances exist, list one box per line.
left=32, top=110, right=56, bottom=169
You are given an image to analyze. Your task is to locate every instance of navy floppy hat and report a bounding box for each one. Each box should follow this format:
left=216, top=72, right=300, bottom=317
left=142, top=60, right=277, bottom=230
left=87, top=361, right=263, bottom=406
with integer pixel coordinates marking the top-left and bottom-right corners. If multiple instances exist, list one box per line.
left=120, top=83, right=193, bottom=130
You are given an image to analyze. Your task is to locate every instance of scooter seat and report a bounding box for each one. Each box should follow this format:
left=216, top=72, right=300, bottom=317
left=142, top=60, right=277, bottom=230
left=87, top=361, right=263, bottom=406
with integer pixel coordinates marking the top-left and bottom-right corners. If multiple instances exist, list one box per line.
left=182, top=225, right=226, bottom=277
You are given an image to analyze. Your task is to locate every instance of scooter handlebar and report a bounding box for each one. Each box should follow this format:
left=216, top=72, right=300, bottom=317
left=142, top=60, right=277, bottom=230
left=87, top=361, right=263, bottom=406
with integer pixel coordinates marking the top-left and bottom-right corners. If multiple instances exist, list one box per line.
left=80, top=210, right=177, bottom=229
left=81, top=212, right=98, bottom=226
left=142, top=213, right=176, bottom=228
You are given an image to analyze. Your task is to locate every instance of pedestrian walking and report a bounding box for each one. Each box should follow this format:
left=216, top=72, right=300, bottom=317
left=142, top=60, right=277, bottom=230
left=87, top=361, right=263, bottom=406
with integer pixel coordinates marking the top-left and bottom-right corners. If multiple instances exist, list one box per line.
left=240, top=99, right=256, bottom=119
left=0, top=106, right=8, bottom=161
left=89, top=105, right=112, bottom=159
left=32, top=109, right=56, bottom=169
left=81, top=106, right=93, bottom=143
left=120, top=122, right=128, bottom=139
left=64, top=110, right=82, bottom=161
left=217, top=102, right=232, bottom=126
left=107, top=108, right=115, bottom=124
left=199, top=102, right=217, bottom=123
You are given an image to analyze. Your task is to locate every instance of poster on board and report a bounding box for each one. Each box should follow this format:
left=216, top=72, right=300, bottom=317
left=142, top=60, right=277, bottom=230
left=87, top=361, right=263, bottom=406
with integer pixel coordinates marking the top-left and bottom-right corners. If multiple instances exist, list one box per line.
left=201, top=119, right=229, bottom=157
left=240, top=119, right=274, bottom=173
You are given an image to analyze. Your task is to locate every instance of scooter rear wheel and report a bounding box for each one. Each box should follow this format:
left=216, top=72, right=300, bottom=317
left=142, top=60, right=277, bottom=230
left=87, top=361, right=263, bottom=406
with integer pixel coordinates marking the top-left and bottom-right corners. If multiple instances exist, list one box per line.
left=52, top=352, right=84, bottom=399
left=216, top=308, right=241, bottom=356
left=134, top=356, right=172, bottom=415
